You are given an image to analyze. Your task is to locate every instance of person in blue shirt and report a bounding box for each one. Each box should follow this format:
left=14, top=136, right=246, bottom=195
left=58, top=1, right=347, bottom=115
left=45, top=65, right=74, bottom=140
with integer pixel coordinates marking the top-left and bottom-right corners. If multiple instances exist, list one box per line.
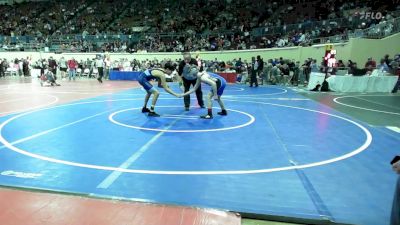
left=180, top=71, right=227, bottom=119
left=377, top=59, right=390, bottom=72
left=138, top=62, right=180, bottom=117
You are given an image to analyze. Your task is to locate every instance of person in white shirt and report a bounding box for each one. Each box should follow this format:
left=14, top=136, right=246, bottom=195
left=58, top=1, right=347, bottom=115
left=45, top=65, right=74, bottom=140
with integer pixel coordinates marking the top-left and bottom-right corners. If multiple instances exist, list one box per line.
left=95, top=55, right=104, bottom=83
left=59, top=57, right=68, bottom=79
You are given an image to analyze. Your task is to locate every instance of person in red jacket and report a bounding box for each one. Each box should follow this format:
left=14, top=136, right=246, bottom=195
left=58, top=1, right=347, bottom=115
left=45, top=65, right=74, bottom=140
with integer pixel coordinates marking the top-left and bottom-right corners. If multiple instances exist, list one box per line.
left=67, top=57, right=78, bottom=81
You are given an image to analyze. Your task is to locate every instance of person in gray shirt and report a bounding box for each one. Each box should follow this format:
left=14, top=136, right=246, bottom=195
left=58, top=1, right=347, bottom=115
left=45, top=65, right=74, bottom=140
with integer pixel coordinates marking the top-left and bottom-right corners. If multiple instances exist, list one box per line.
left=177, top=52, right=204, bottom=111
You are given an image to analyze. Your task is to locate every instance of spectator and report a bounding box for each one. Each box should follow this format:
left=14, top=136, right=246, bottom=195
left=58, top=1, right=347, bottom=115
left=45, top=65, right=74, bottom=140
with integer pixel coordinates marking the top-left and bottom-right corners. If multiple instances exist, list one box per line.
left=67, top=57, right=77, bottom=81
left=95, top=55, right=104, bottom=83
left=249, top=56, right=258, bottom=87
left=256, top=55, right=264, bottom=84
left=365, top=57, right=376, bottom=71
left=377, top=59, right=390, bottom=72
left=59, top=57, right=68, bottom=79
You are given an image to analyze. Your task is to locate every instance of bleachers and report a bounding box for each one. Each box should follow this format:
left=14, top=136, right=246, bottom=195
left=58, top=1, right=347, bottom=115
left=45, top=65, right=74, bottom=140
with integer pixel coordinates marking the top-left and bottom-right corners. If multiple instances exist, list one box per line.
left=0, top=0, right=399, bottom=53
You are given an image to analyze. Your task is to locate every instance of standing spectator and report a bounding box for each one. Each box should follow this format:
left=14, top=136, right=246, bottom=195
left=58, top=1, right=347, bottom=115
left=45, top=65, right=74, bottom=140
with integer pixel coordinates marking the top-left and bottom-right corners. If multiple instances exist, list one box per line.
left=302, top=59, right=311, bottom=85
left=0, top=58, right=5, bottom=78
left=95, top=55, right=104, bottom=83
left=178, top=52, right=205, bottom=111
left=104, top=55, right=111, bottom=80
left=256, top=55, right=264, bottom=85
left=59, top=57, right=68, bottom=79
left=310, top=59, right=319, bottom=72
left=249, top=56, right=258, bottom=87
left=48, top=56, right=58, bottom=77
left=391, top=55, right=400, bottom=93
left=67, top=57, right=77, bottom=81
left=23, top=57, right=30, bottom=76
left=39, top=59, right=47, bottom=77
left=263, top=59, right=273, bottom=85
left=18, top=59, right=23, bottom=76
left=280, top=63, right=291, bottom=85
left=292, top=61, right=301, bottom=86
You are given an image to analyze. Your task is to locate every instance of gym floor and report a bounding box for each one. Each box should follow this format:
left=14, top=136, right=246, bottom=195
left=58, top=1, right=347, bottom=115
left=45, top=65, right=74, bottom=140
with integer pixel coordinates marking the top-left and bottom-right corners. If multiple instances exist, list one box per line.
left=0, top=77, right=399, bottom=225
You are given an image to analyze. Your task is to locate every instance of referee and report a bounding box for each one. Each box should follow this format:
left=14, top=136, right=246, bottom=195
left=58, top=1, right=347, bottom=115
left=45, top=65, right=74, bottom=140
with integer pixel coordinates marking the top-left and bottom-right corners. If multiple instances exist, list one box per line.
left=178, top=52, right=204, bottom=111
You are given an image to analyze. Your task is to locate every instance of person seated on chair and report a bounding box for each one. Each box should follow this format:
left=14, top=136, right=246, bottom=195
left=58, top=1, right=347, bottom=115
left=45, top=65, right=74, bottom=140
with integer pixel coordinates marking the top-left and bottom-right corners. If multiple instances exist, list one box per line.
left=280, top=63, right=291, bottom=85
left=269, top=65, right=281, bottom=85
left=350, top=63, right=369, bottom=76
left=180, top=71, right=227, bottom=119
left=237, top=64, right=248, bottom=84
left=139, top=62, right=181, bottom=117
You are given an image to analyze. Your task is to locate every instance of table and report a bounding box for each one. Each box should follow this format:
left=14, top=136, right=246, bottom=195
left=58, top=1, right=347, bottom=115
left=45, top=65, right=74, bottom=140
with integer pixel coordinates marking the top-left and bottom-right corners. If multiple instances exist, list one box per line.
left=326, top=75, right=398, bottom=93
left=307, top=72, right=326, bottom=90
left=31, top=69, right=41, bottom=77
left=216, top=72, right=237, bottom=83
left=109, top=71, right=142, bottom=81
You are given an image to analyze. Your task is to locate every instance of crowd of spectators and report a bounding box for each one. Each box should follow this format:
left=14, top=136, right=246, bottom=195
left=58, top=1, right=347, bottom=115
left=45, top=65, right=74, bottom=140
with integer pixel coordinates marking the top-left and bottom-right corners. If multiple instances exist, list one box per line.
left=0, top=0, right=399, bottom=53
left=1, top=53, right=398, bottom=91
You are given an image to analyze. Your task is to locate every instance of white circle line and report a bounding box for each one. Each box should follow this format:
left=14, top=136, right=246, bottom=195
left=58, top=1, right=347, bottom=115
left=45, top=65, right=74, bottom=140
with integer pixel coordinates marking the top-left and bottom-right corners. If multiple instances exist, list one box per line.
left=224, top=87, right=245, bottom=92
left=0, top=94, right=59, bottom=116
left=0, top=98, right=372, bottom=175
left=109, top=106, right=255, bottom=133
left=333, top=95, right=400, bottom=115
left=225, top=86, right=288, bottom=96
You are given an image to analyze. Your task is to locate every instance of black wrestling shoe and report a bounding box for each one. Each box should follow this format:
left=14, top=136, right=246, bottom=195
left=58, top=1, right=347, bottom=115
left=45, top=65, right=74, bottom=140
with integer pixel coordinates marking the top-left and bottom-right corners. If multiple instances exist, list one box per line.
left=200, top=105, right=205, bottom=108
left=200, top=114, right=213, bottom=119
left=148, top=111, right=160, bottom=117
left=185, top=107, right=190, bottom=111
left=142, top=107, right=150, bottom=113
left=97, top=78, right=102, bottom=83
left=217, top=110, right=227, bottom=116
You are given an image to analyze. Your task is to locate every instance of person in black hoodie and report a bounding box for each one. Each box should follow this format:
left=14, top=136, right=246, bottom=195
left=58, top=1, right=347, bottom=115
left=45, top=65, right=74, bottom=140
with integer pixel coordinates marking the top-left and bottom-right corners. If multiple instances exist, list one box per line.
left=177, top=52, right=204, bottom=111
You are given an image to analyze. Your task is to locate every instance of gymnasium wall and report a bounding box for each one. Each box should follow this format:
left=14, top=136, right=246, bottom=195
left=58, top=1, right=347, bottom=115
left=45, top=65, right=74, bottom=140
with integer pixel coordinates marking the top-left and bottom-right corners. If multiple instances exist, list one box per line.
left=348, top=32, right=400, bottom=64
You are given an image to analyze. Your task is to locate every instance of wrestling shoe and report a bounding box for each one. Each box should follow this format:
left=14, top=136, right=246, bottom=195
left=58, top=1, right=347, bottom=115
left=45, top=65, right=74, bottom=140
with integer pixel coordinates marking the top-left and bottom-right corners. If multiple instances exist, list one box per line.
left=148, top=111, right=160, bottom=117
left=142, top=107, right=151, bottom=113
left=200, top=114, right=213, bottom=119
left=217, top=110, right=227, bottom=116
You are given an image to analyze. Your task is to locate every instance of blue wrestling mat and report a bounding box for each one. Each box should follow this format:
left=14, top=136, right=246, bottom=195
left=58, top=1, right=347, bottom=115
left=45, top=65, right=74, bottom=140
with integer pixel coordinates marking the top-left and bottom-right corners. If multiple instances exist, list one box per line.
left=0, top=84, right=398, bottom=225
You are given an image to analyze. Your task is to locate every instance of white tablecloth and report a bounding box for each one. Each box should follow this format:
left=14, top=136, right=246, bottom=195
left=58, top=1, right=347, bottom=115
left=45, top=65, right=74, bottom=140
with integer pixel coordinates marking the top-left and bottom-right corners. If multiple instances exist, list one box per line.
left=326, top=75, right=398, bottom=93
left=307, top=72, right=326, bottom=90
left=31, top=69, right=41, bottom=77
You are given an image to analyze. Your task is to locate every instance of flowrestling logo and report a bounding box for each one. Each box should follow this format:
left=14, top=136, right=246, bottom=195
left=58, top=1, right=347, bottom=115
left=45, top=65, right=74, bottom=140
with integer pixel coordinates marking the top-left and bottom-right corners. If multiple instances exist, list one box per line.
left=358, top=11, right=383, bottom=20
